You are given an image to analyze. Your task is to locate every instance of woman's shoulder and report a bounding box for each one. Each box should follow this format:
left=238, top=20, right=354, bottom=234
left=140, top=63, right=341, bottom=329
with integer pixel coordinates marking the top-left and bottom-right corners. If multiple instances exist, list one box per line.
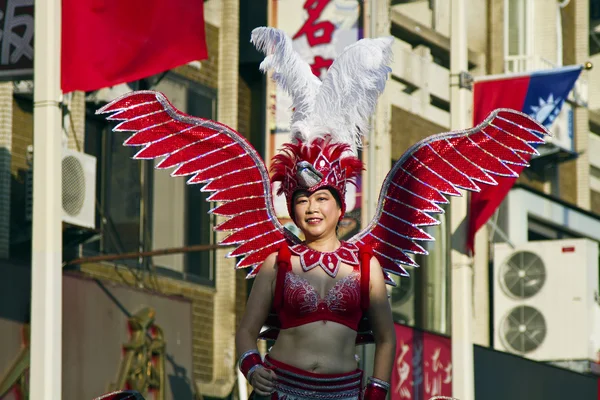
left=254, top=252, right=280, bottom=283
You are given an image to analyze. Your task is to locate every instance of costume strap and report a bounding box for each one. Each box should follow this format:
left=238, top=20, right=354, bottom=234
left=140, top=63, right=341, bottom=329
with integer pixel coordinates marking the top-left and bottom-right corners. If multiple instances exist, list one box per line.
left=273, top=243, right=291, bottom=312
left=238, top=349, right=264, bottom=382
left=363, top=377, right=390, bottom=400
left=359, top=244, right=373, bottom=311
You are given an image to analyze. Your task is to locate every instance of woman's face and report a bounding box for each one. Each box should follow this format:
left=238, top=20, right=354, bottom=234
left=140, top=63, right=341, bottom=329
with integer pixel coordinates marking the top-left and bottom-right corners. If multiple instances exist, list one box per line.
left=293, top=189, right=342, bottom=240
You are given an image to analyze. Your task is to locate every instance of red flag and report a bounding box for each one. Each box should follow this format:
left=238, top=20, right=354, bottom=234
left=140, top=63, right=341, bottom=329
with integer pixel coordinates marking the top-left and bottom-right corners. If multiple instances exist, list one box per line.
left=466, top=78, right=529, bottom=254
left=61, top=0, right=208, bottom=93
left=467, top=66, right=582, bottom=254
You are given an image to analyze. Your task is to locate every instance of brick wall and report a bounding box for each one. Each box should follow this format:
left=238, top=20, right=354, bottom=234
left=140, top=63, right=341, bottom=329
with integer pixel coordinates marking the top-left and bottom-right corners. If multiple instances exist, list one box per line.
left=235, top=269, right=248, bottom=331
left=487, top=0, right=504, bottom=75
left=238, top=78, right=251, bottom=139
left=0, top=82, right=13, bottom=258
left=11, top=96, right=33, bottom=176
left=516, top=172, right=546, bottom=194
left=558, top=160, right=578, bottom=205
left=10, top=96, right=33, bottom=251
left=562, top=1, right=591, bottom=209
left=66, top=91, right=86, bottom=151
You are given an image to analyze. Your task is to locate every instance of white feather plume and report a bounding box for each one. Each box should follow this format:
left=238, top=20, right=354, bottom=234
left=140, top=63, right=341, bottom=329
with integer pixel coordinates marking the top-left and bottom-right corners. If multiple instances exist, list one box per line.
left=251, top=28, right=393, bottom=154
left=250, top=27, right=322, bottom=142
left=310, top=37, right=393, bottom=152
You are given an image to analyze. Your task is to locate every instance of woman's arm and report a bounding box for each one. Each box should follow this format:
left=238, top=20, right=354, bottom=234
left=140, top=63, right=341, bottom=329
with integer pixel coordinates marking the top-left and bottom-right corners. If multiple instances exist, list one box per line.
left=368, top=257, right=397, bottom=383
left=235, top=252, right=278, bottom=357
left=235, top=253, right=279, bottom=396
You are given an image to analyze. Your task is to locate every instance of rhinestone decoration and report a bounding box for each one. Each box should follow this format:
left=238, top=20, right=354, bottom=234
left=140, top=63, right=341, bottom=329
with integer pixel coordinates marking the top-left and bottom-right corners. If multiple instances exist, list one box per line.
left=290, top=241, right=359, bottom=278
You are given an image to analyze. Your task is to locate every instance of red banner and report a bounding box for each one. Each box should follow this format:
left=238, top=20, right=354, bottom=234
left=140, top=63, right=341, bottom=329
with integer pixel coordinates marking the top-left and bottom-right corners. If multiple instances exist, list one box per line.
left=391, top=324, right=452, bottom=400
left=61, top=0, right=208, bottom=93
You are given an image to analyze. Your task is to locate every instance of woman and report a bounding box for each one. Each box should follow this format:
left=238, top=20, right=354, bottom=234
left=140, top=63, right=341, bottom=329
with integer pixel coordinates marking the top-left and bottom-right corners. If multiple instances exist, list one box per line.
left=96, top=26, right=549, bottom=400
left=235, top=178, right=396, bottom=399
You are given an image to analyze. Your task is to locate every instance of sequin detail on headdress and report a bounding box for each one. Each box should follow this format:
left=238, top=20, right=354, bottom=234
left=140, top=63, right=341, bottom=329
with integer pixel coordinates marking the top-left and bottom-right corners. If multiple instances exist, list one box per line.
left=270, top=137, right=363, bottom=218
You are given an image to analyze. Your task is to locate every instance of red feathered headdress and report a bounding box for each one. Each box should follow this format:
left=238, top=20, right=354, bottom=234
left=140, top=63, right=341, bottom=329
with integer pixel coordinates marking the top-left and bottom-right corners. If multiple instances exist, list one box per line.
left=270, top=136, right=363, bottom=218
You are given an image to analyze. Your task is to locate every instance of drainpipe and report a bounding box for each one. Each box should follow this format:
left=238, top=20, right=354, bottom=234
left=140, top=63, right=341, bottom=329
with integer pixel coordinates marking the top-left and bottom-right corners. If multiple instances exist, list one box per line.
left=450, top=0, right=475, bottom=399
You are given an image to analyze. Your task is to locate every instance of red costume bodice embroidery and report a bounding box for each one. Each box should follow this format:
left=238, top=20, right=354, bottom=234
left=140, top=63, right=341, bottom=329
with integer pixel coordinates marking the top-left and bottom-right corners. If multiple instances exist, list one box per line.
left=274, top=243, right=369, bottom=331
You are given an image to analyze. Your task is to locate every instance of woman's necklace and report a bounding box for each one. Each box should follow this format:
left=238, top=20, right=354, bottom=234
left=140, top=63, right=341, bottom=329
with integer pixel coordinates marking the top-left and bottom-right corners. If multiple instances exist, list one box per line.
left=289, top=241, right=360, bottom=277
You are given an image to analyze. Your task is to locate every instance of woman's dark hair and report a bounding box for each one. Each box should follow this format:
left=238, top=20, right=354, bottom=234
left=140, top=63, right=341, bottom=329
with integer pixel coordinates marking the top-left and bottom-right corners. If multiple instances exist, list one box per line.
left=292, top=187, right=342, bottom=209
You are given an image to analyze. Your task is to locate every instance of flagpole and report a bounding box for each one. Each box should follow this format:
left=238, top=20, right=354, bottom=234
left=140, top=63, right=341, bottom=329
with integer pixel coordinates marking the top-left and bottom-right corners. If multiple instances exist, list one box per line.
left=450, top=0, right=475, bottom=399
left=473, top=63, right=588, bottom=83
left=30, top=0, right=63, bottom=398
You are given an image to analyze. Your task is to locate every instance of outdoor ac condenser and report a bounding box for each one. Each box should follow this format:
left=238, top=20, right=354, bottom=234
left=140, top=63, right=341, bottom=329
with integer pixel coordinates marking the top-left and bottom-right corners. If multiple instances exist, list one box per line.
left=493, top=238, right=600, bottom=362
left=27, top=147, right=97, bottom=229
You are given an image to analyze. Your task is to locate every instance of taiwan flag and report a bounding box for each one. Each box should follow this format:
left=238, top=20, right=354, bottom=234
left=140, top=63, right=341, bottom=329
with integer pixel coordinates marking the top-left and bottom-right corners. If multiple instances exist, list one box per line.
left=466, top=65, right=582, bottom=254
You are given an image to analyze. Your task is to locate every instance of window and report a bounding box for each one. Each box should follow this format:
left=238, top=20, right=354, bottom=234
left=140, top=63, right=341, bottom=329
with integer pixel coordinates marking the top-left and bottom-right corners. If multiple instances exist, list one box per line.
left=591, top=0, right=600, bottom=56
left=84, top=115, right=152, bottom=266
left=591, top=132, right=600, bottom=193
left=389, top=206, right=450, bottom=336
left=184, top=84, right=218, bottom=283
left=527, top=217, right=579, bottom=241
left=504, top=0, right=533, bottom=72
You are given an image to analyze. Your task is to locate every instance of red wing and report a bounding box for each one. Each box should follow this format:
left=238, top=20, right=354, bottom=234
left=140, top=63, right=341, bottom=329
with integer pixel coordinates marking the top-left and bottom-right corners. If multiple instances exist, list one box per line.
left=349, top=109, right=548, bottom=284
left=97, top=91, right=295, bottom=276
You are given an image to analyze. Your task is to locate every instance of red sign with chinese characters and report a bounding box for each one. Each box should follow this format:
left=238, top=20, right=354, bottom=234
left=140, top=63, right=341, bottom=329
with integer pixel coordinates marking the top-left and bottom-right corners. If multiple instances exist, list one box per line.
left=391, top=324, right=452, bottom=400
left=271, top=0, right=361, bottom=220
left=292, top=0, right=335, bottom=77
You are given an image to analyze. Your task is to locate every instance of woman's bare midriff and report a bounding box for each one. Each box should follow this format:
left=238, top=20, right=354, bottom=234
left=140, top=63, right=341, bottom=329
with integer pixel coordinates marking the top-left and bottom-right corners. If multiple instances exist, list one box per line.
left=268, top=320, right=359, bottom=374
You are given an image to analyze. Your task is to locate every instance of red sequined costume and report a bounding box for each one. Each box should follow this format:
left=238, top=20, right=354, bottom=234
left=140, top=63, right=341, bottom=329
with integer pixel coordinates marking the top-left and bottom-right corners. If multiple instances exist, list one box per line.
left=95, top=26, right=550, bottom=400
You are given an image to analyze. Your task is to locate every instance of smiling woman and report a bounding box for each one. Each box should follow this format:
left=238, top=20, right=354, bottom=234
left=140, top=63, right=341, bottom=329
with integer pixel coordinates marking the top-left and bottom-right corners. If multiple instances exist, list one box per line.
left=235, top=133, right=396, bottom=399
left=292, top=189, right=341, bottom=241
left=230, top=27, right=398, bottom=400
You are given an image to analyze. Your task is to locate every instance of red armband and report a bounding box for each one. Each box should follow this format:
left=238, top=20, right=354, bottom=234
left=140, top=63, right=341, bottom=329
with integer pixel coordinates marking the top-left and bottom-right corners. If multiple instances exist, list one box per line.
left=238, top=350, right=263, bottom=381
left=363, top=377, right=390, bottom=400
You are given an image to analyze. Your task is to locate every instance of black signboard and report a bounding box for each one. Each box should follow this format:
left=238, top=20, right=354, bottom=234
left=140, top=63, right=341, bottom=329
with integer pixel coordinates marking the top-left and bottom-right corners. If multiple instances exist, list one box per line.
left=475, top=345, right=598, bottom=400
left=0, top=0, right=33, bottom=80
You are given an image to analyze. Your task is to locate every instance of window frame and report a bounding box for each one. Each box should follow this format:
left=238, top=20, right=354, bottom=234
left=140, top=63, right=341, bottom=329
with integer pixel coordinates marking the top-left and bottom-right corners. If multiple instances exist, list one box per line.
left=504, top=0, right=534, bottom=72
left=165, top=73, right=219, bottom=286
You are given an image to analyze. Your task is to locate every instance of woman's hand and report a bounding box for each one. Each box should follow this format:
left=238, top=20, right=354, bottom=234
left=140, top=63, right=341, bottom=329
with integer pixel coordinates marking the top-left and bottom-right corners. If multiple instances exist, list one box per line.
left=250, top=366, right=278, bottom=396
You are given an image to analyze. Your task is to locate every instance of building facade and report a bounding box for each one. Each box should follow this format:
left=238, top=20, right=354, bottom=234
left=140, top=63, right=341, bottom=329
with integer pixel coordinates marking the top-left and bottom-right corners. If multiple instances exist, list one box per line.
left=386, top=0, right=600, bottom=398
left=1, top=1, right=599, bottom=399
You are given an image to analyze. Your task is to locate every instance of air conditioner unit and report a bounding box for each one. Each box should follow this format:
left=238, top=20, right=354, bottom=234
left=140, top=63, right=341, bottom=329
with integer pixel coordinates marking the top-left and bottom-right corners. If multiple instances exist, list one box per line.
left=390, top=266, right=415, bottom=326
left=26, top=148, right=97, bottom=229
left=493, top=239, right=600, bottom=363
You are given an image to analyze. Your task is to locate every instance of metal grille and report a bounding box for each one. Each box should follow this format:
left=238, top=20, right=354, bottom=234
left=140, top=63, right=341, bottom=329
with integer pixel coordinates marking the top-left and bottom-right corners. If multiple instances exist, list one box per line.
left=501, top=305, right=547, bottom=354
left=62, top=155, right=86, bottom=216
left=500, top=251, right=546, bottom=299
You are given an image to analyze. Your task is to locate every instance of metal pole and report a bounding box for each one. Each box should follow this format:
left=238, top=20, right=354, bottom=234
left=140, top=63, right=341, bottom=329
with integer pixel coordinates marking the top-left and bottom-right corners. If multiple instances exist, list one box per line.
left=30, top=0, right=63, bottom=398
left=450, top=0, right=475, bottom=399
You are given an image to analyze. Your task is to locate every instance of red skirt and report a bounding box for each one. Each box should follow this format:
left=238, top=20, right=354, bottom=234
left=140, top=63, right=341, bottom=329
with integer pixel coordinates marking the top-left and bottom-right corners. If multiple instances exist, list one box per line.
left=250, top=355, right=363, bottom=400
